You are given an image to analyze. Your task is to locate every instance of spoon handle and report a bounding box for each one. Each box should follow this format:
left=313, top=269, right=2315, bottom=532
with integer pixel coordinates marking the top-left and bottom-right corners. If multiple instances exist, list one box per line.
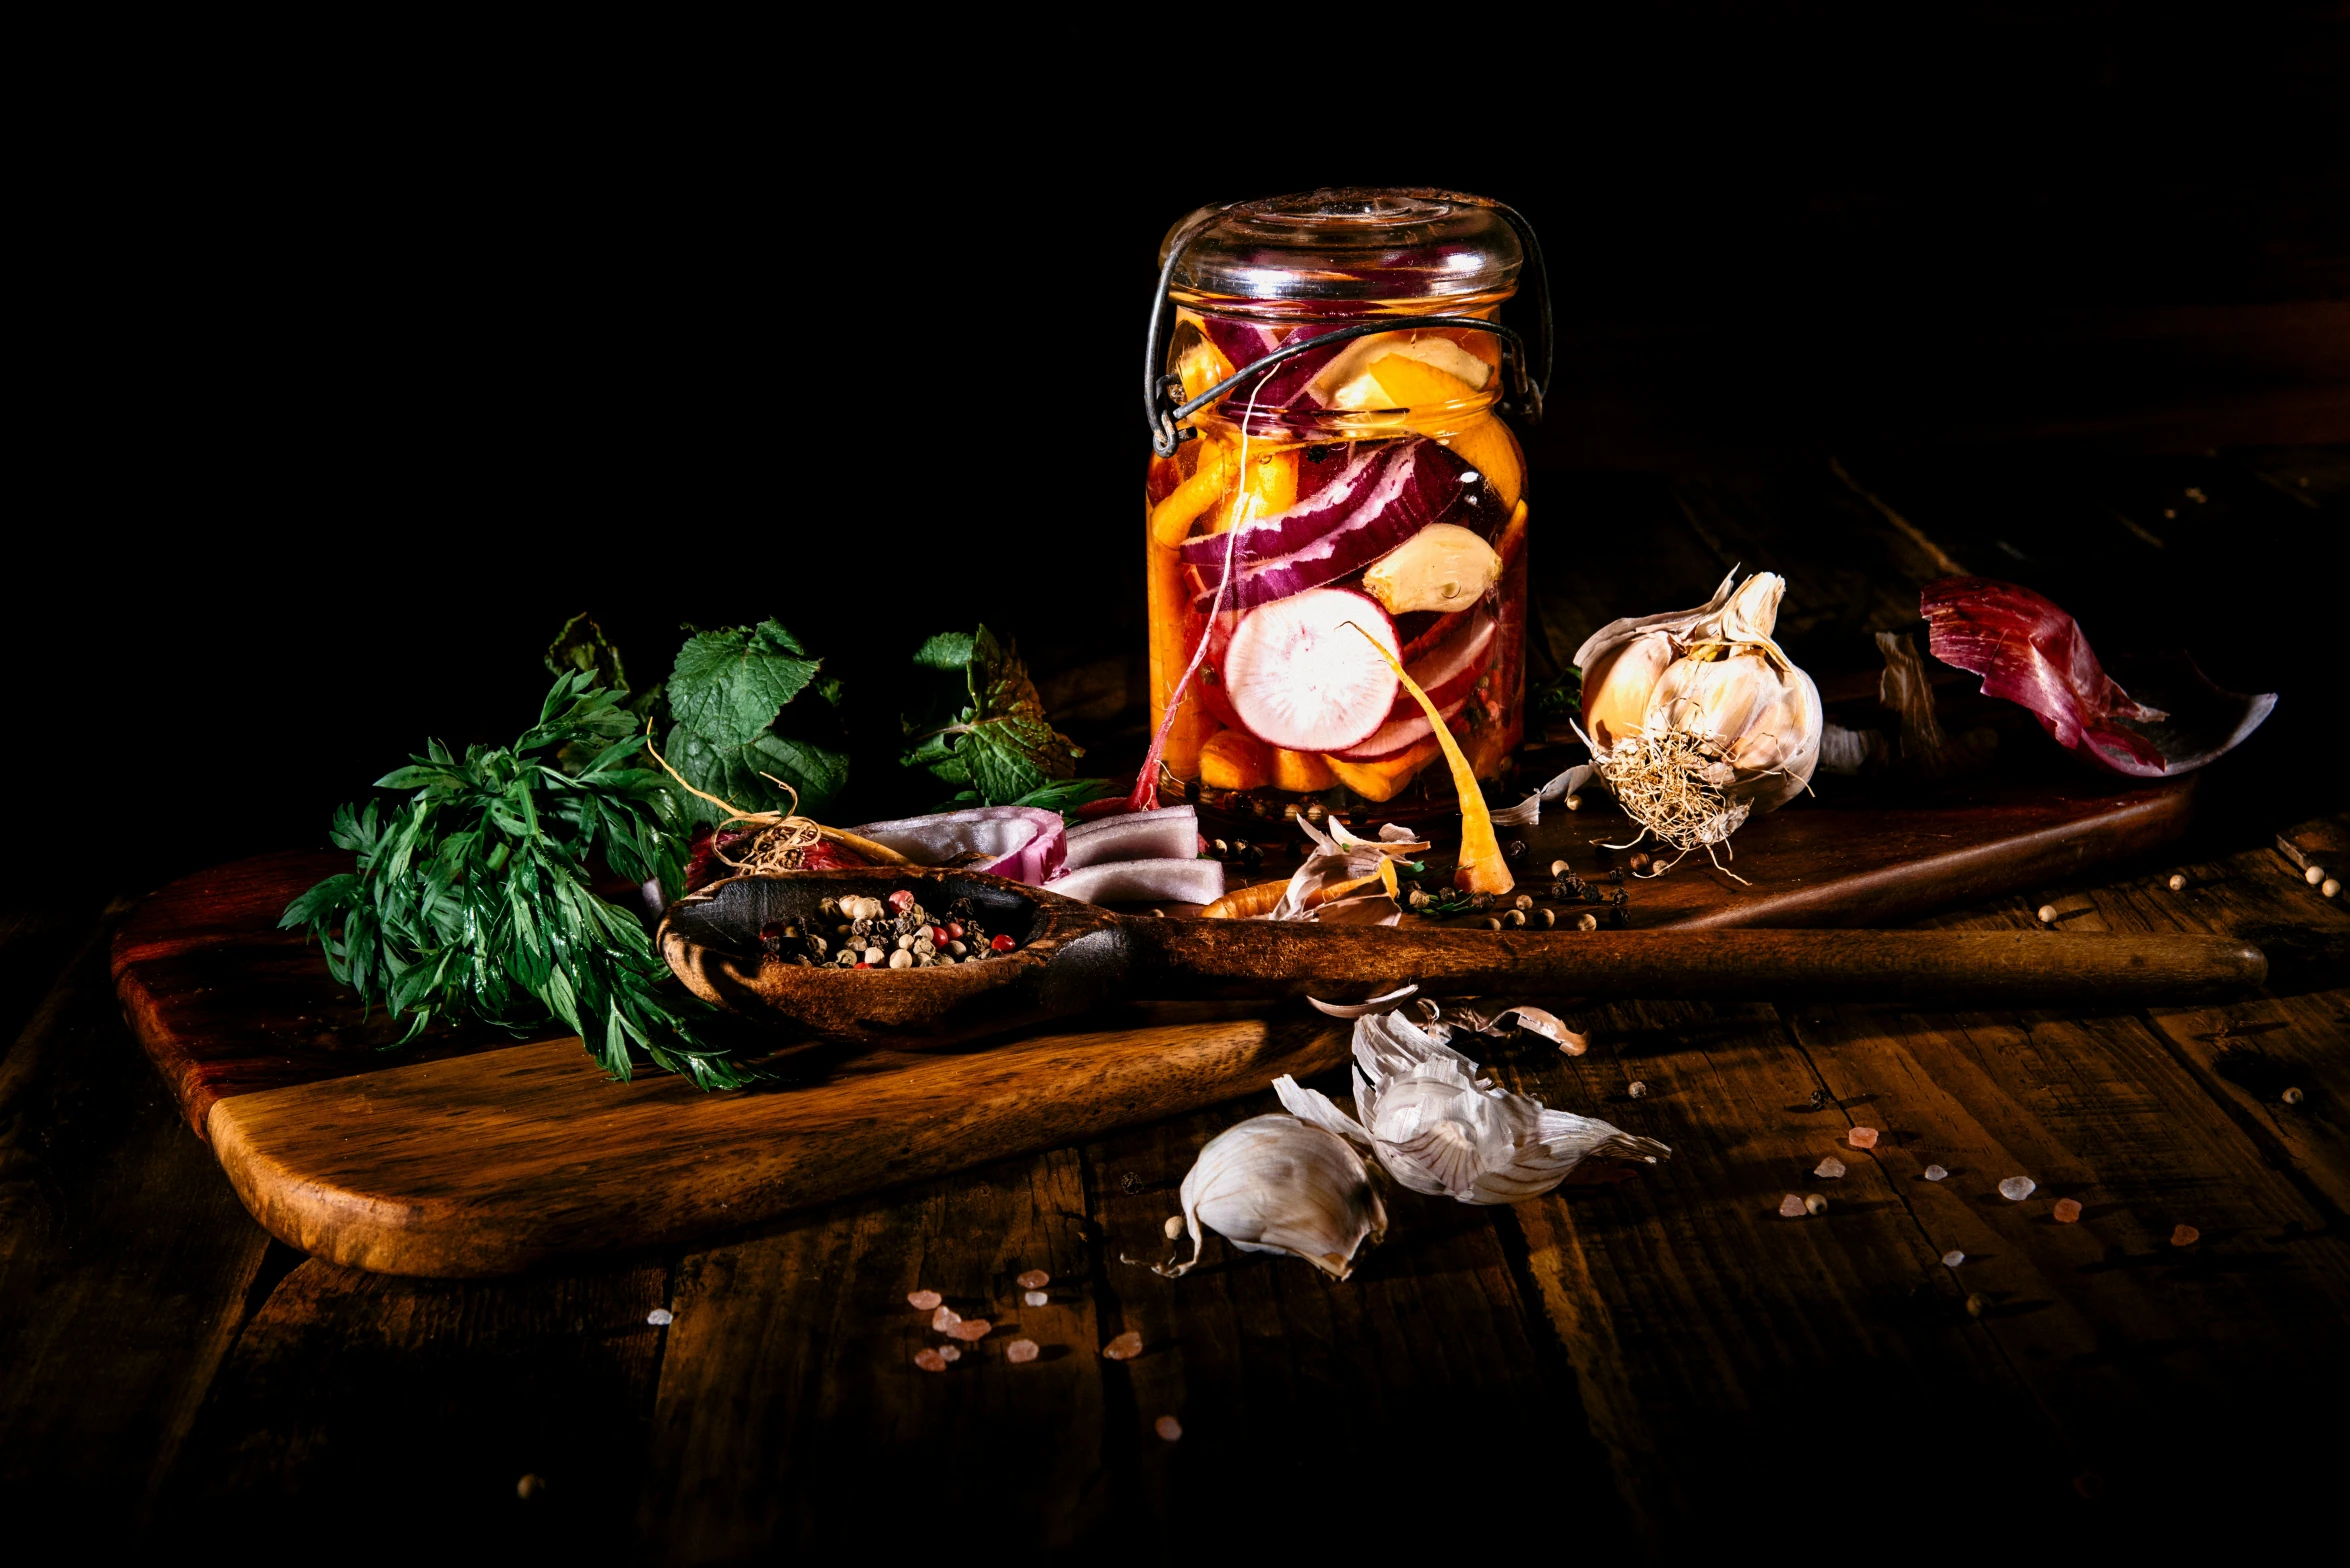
left=1122, top=922, right=2265, bottom=1007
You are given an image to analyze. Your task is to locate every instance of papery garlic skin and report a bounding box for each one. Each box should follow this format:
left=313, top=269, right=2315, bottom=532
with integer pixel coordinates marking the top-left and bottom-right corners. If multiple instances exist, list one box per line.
left=1276, top=1012, right=1670, bottom=1206
left=1162, top=1113, right=1387, bottom=1280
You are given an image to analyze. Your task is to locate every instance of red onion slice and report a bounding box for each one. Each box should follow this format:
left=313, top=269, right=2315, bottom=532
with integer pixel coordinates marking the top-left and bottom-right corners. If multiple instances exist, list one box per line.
left=848, top=806, right=1066, bottom=885
left=1920, top=577, right=2275, bottom=777
left=1046, top=858, right=1228, bottom=907
left=1062, top=805, right=1199, bottom=871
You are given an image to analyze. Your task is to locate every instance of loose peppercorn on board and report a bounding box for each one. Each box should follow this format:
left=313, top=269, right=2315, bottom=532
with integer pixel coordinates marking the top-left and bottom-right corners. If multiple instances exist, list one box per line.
left=116, top=767, right=2192, bottom=1278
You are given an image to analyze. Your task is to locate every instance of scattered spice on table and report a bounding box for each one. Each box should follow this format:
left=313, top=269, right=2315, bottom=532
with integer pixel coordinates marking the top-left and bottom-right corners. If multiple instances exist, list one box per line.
left=1999, top=1176, right=2037, bottom=1201
left=1778, top=1194, right=1807, bottom=1218
left=1804, top=1194, right=1829, bottom=1215
left=1941, top=1250, right=1965, bottom=1268
left=2171, top=1224, right=2200, bottom=1247
left=915, top=1349, right=949, bottom=1372
left=948, top=1318, right=992, bottom=1342
left=1814, top=1156, right=1846, bottom=1179
left=938, top=1345, right=962, bottom=1362
left=1023, top=1291, right=1048, bottom=1307
left=1924, top=1164, right=1949, bottom=1181
left=646, top=1308, right=674, bottom=1326
left=1103, top=1331, right=1144, bottom=1360
left=1155, top=1416, right=1184, bottom=1442
left=1016, top=1269, right=1049, bottom=1290
left=932, top=1306, right=961, bottom=1332
left=2053, top=1198, right=2083, bottom=1222
left=907, top=1289, right=942, bottom=1311
left=1005, top=1339, right=1040, bottom=1364
left=1847, top=1126, right=1879, bottom=1149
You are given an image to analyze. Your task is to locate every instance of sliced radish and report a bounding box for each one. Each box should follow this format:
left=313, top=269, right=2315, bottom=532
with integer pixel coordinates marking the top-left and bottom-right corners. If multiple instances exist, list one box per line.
left=1393, top=608, right=1497, bottom=717
left=1335, top=694, right=1469, bottom=761
left=1222, top=587, right=1400, bottom=753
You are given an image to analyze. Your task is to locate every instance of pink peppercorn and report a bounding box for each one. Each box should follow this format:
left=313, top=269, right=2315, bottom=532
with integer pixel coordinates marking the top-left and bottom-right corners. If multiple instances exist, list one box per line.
left=991, top=934, right=1016, bottom=953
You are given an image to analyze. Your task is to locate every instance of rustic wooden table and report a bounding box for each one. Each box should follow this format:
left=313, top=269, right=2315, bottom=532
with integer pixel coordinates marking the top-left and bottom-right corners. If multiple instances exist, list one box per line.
left=3, top=449, right=2343, bottom=1559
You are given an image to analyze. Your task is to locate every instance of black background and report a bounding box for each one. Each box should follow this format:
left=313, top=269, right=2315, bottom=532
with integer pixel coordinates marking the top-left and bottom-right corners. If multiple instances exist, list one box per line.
left=19, top=11, right=2346, bottom=891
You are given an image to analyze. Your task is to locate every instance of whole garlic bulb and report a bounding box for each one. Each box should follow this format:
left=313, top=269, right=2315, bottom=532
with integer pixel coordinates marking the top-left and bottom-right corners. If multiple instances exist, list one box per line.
left=1575, top=570, right=1824, bottom=834
left=1160, top=1113, right=1387, bottom=1280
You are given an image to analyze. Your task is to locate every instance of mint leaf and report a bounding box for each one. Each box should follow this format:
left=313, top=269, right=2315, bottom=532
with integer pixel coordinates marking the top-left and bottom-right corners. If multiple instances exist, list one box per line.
left=900, top=624, right=1082, bottom=805
left=665, top=723, right=850, bottom=827
left=668, top=620, right=821, bottom=749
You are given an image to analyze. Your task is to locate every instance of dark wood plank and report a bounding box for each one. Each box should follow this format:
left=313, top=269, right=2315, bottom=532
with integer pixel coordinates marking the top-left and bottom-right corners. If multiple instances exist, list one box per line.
left=1492, top=999, right=2060, bottom=1550
left=1781, top=897, right=2350, bottom=1530
left=636, top=1148, right=1111, bottom=1556
left=1075, top=1093, right=1636, bottom=1556
left=2058, top=815, right=2350, bottom=1216
left=0, top=901, right=272, bottom=1542
left=160, top=1255, right=668, bottom=1551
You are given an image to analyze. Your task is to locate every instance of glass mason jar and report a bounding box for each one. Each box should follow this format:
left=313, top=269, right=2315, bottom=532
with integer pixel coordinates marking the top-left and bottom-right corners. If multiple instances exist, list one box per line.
left=1143, top=189, right=1544, bottom=814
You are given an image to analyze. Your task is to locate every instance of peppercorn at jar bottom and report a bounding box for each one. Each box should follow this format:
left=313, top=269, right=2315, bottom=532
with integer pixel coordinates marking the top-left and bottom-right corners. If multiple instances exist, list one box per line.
left=759, top=889, right=1021, bottom=971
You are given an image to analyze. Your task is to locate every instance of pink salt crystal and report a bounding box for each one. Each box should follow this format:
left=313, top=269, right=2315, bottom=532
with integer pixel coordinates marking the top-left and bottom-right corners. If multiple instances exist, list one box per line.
left=907, top=1290, right=942, bottom=1311
left=1778, top=1194, right=1807, bottom=1218
left=1923, top=1164, right=1949, bottom=1181
left=1004, top=1338, right=1040, bottom=1364
left=1155, top=1415, right=1184, bottom=1442
left=1814, top=1156, right=1847, bottom=1179
left=914, top=1349, right=948, bottom=1372
left=1998, top=1176, right=2037, bottom=1202
left=1103, top=1330, right=1144, bottom=1360
left=1941, top=1250, right=1965, bottom=1268
left=1016, top=1269, right=1050, bottom=1290
left=931, top=1305, right=962, bottom=1332
left=938, top=1344, right=961, bottom=1362
left=1847, top=1127, right=1879, bottom=1150
left=2053, top=1198, right=2083, bottom=1223
left=1024, top=1290, right=1048, bottom=1307
left=948, top=1318, right=992, bottom=1341
left=2171, top=1224, right=2200, bottom=1247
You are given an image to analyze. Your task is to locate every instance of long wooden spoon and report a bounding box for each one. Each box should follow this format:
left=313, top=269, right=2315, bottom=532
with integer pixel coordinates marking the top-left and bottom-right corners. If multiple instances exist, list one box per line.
left=657, top=869, right=2267, bottom=1046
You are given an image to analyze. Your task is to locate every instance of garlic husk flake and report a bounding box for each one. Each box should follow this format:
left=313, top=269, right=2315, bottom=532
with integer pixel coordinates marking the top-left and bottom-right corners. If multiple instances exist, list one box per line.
left=1161, top=1113, right=1386, bottom=1280
left=1275, top=1011, right=1670, bottom=1205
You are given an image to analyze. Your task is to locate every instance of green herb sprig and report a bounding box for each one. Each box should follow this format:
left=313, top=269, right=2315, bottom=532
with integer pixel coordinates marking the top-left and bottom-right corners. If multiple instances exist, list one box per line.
left=280, top=671, right=756, bottom=1089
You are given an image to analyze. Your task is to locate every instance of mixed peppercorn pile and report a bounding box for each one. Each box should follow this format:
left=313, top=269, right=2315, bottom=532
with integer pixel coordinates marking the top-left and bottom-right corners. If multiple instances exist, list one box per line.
left=760, top=888, right=1021, bottom=971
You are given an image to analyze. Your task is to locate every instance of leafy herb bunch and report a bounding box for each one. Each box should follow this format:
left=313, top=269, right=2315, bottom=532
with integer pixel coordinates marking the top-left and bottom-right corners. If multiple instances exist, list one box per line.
left=903, top=625, right=1111, bottom=813
left=279, top=671, right=756, bottom=1089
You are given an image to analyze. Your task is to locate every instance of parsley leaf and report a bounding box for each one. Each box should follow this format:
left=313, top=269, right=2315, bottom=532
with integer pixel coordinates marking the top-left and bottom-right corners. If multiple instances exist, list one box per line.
left=280, top=671, right=759, bottom=1090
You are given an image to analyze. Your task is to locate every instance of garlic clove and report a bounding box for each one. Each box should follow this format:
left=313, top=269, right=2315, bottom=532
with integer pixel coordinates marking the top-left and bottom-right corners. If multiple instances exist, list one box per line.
left=1159, top=1112, right=1386, bottom=1281
left=1580, top=630, right=1678, bottom=750
left=1361, top=523, right=1504, bottom=617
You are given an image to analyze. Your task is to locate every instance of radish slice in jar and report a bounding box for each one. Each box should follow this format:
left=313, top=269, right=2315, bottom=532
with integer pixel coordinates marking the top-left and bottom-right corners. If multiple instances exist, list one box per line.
left=1335, top=694, right=1469, bottom=762
left=1222, top=588, right=1400, bottom=754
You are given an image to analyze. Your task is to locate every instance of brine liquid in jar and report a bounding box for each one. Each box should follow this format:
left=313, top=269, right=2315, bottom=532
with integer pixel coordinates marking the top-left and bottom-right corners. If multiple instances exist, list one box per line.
left=1145, top=191, right=1531, bottom=816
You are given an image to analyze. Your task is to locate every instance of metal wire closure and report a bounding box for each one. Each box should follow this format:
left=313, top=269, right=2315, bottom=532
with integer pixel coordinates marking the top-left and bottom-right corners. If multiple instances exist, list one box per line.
left=1144, top=190, right=1554, bottom=457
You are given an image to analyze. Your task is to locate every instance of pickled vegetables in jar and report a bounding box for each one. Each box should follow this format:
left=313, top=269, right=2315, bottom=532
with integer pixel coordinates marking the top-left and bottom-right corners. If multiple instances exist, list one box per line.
left=1144, top=190, right=1541, bottom=811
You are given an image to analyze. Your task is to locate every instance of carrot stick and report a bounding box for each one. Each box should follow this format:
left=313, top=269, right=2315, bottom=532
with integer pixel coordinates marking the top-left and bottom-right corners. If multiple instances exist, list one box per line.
left=1350, top=625, right=1514, bottom=895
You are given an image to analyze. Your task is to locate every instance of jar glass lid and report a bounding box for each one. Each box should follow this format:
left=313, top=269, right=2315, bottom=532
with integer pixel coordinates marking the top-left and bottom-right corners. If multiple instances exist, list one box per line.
left=1163, top=189, right=1524, bottom=304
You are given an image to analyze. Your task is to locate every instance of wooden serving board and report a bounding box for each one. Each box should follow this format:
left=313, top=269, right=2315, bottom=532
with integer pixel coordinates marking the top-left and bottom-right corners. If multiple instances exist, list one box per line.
left=115, top=773, right=2193, bottom=1278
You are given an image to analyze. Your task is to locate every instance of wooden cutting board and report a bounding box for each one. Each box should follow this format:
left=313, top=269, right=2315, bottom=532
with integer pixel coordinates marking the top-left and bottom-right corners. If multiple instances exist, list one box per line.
left=114, top=773, right=2193, bottom=1278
